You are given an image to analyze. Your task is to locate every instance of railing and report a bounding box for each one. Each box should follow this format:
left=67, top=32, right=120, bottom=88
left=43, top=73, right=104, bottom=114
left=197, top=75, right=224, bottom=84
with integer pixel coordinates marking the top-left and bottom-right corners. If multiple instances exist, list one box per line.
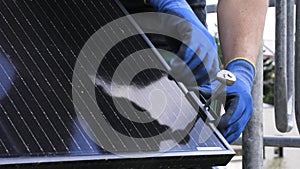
left=295, top=0, right=300, bottom=139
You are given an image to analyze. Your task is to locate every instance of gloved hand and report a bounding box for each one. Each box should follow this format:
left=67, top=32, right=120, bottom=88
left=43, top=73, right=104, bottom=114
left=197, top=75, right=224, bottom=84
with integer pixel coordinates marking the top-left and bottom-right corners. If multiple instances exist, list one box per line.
left=200, top=59, right=255, bottom=143
left=147, top=0, right=220, bottom=87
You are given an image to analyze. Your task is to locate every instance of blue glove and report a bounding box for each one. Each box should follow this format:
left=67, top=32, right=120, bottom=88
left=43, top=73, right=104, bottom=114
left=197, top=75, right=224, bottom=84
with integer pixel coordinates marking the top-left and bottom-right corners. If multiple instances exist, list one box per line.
left=0, top=52, right=15, bottom=100
left=200, top=59, right=255, bottom=143
left=148, top=0, right=220, bottom=86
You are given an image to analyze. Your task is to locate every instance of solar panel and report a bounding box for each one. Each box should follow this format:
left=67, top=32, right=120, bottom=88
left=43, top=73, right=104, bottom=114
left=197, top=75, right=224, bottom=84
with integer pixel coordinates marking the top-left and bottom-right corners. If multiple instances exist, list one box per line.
left=0, top=0, right=234, bottom=168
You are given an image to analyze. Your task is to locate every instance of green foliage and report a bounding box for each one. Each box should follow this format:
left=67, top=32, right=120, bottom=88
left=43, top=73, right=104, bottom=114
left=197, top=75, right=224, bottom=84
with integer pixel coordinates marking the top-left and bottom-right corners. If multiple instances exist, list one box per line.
left=263, top=57, right=275, bottom=105
left=214, top=37, right=223, bottom=68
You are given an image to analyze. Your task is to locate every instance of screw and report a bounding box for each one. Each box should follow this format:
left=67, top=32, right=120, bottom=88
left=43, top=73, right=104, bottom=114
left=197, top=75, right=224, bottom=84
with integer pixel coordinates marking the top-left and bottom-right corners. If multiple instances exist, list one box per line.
left=204, top=70, right=236, bottom=107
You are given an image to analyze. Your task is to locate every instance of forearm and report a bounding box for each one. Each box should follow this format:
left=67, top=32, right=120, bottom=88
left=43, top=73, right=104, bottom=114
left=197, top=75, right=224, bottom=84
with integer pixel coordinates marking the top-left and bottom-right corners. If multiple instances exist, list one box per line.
left=217, top=0, right=268, bottom=65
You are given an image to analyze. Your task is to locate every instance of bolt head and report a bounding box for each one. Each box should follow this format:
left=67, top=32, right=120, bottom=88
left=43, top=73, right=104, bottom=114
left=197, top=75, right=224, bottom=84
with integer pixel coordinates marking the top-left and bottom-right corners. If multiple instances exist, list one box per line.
left=216, top=70, right=236, bottom=86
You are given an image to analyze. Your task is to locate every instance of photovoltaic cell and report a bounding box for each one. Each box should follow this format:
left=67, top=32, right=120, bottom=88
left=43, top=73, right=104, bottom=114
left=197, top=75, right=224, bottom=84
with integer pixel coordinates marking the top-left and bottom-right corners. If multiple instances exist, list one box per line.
left=0, top=0, right=234, bottom=167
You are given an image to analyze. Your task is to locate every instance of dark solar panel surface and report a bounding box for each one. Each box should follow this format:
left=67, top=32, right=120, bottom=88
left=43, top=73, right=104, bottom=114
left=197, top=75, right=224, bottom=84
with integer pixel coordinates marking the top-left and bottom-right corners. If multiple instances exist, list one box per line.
left=0, top=0, right=229, bottom=161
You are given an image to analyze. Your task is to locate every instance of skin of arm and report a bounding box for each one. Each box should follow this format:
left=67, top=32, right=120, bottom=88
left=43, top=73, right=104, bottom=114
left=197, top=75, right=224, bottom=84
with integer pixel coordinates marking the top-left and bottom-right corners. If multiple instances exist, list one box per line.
left=217, top=0, right=269, bottom=65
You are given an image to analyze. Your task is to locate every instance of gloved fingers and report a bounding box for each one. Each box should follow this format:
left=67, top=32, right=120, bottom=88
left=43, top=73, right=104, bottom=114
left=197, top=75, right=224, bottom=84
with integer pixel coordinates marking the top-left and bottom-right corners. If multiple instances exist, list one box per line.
left=221, top=106, right=253, bottom=143
left=217, top=93, right=253, bottom=143
left=218, top=94, right=243, bottom=130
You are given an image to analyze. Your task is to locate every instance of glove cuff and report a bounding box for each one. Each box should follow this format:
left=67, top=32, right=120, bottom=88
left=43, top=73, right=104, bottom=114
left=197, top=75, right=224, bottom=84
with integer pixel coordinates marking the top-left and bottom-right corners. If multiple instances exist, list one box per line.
left=225, top=57, right=256, bottom=71
left=225, top=59, right=255, bottom=93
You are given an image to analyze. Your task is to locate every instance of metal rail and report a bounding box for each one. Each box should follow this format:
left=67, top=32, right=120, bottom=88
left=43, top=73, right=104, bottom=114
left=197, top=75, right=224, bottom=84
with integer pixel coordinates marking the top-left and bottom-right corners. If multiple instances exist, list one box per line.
left=287, top=0, right=295, bottom=131
left=274, top=0, right=294, bottom=133
left=296, top=0, right=300, bottom=134
left=233, top=136, right=300, bottom=148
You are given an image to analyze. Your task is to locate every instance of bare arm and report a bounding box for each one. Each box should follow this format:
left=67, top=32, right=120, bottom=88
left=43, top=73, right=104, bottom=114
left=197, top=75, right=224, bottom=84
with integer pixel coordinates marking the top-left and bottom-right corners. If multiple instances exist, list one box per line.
left=217, top=0, right=268, bottom=66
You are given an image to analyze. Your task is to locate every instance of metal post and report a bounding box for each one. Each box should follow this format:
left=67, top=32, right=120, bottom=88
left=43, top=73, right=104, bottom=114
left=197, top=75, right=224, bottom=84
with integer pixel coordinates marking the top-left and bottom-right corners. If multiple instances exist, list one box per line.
left=274, top=0, right=294, bottom=132
left=295, top=0, right=300, bottom=134
left=242, top=49, right=264, bottom=169
left=287, top=0, right=295, bottom=132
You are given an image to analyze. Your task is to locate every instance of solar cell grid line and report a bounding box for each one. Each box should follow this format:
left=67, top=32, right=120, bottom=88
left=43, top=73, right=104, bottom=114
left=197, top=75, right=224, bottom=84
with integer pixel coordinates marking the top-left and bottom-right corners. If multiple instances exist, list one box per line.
left=2, top=0, right=164, bottom=154
left=42, top=0, right=156, bottom=148
left=69, top=5, right=166, bottom=147
left=0, top=104, right=31, bottom=155
left=0, top=138, right=9, bottom=155
left=0, top=80, right=45, bottom=153
left=0, top=50, right=39, bottom=155
left=0, top=50, right=56, bottom=154
left=1, top=0, right=72, bottom=153
left=15, top=0, right=103, bottom=152
left=0, top=0, right=89, bottom=154
left=34, top=0, right=140, bottom=152
left=34, top=0, right=142, bottom=152
left=12, top=0, right=82, bottom=152
left=15, top=0, right=122, bottom=152
left=0, top=43, right=72, bottom=154
left=9, top=0, right=86, bottom=152
left=29, top=0, right=116, bottom=152
left=49, top=0, right=165, bottom=150
left=51, top=0, right=158, bottom=150
left=0, top=49, right=38, bottom=154
left=0, top=11, right=59, bottom=153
